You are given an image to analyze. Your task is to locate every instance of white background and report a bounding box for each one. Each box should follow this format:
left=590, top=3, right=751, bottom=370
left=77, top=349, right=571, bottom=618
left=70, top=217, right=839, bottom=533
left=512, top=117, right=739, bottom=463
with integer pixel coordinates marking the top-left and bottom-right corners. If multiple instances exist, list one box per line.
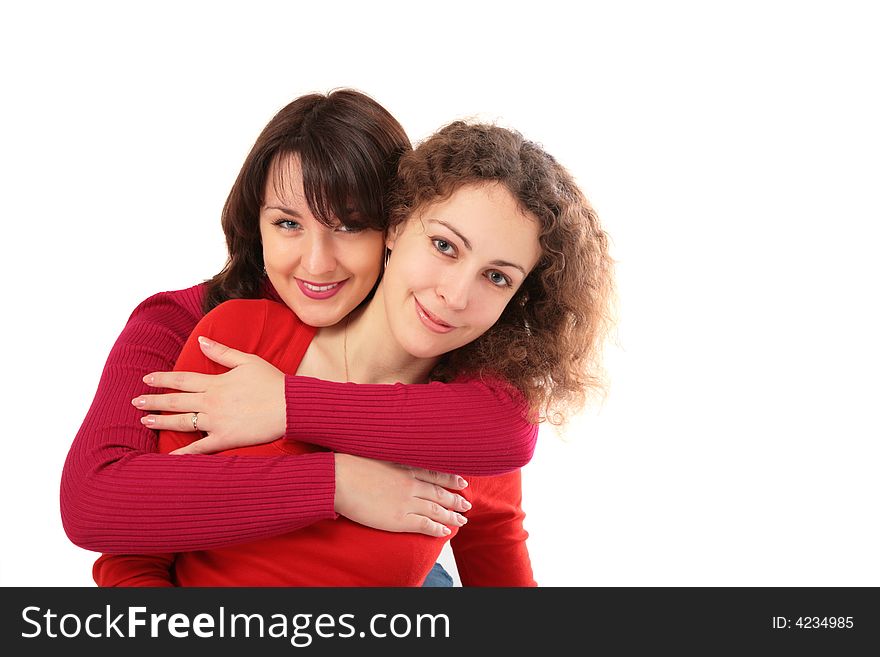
left=1, top=1, right=877, bottom=586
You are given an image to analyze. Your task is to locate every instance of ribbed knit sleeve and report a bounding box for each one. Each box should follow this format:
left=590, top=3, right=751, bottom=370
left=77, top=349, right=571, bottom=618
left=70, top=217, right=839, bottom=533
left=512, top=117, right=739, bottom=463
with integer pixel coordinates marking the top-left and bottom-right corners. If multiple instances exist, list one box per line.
left=285, top=376, right=537, bottom=476
left=60, top=285, right=337, bottom=554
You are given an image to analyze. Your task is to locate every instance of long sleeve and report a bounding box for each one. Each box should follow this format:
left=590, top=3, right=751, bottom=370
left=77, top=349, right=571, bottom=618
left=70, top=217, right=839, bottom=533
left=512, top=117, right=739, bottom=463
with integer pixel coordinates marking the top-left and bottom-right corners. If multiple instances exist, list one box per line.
left=450, top=470, right=536, bottom=587
left=285, top=376, right=537, bottom=476
left=60, top=286, right=337, bottom=554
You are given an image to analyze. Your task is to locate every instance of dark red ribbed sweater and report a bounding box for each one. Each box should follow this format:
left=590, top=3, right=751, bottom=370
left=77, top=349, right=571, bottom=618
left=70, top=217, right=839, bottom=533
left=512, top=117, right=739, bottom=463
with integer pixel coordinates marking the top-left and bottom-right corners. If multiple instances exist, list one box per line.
left=61, top=283, right=537, bottom=553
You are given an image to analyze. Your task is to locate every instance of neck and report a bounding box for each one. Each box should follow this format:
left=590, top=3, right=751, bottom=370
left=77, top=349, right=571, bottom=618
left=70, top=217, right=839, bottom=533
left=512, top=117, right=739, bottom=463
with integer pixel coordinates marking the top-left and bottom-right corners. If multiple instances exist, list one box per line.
left=343, top=284, right=439, bottom=384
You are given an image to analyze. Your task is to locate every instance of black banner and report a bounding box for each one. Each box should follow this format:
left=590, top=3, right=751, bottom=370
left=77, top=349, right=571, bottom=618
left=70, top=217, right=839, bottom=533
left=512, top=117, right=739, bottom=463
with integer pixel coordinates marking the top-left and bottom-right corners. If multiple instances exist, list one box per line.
left=1, top=587, right=876, bottom=654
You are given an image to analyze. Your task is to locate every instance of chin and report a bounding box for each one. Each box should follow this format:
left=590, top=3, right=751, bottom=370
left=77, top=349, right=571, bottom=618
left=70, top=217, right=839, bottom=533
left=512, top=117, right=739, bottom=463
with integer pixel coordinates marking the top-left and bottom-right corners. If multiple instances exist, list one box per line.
left=400, top=336, right=450, bottom=360
left=282, top=297, right=348, bottom=328
left=296, top=313, right=341, bottom=328
left=298, top=306, right=351, bottom=328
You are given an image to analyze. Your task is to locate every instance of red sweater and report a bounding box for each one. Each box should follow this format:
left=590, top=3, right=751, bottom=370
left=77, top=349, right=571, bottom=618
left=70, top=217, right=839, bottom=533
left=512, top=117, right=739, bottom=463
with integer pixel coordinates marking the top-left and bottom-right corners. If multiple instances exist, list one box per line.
left=93, top=300, right=534, bottom=586
left=62, top=284, right=537, bottom=553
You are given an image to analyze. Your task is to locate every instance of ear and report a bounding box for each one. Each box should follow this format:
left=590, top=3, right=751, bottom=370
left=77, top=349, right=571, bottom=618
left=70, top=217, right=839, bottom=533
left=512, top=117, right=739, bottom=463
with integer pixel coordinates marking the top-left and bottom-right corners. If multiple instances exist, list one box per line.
left=385, top=222, right=402, bottom=250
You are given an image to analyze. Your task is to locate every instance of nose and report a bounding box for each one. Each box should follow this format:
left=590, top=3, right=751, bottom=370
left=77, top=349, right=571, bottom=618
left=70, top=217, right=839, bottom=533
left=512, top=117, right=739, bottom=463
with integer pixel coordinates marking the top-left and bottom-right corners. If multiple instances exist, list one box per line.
left=303, top=230, right=336, bottom=275
left=436, top=269, right=470, bottom=311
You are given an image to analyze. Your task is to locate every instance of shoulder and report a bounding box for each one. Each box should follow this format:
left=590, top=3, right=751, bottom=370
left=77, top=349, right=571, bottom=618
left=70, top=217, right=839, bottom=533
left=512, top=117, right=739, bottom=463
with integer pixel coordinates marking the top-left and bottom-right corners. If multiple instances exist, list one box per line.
left=199, top=299, right=314, bottom=352
left=205, top=298, right=307, bottom=327
left=128, top=283, right=207, bottom=327
left=115, top=283, right=208, bottom=350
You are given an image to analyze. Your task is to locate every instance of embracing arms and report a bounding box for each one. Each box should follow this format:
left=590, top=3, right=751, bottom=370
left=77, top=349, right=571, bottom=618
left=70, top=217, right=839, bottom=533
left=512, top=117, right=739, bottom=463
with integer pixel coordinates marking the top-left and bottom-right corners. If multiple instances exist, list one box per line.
left=62, top=286, right=536, bottom=554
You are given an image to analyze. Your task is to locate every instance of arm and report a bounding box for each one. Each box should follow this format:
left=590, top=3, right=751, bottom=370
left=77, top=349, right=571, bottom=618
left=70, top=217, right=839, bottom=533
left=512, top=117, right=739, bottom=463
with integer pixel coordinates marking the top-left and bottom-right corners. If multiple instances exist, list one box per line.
left=140, top=339, right=538, bottom=476
left=60, top=286, right=336, bottom=554
left=450, top=470, right=537, bottom=587
left=284, top=374, right=537, bottom=476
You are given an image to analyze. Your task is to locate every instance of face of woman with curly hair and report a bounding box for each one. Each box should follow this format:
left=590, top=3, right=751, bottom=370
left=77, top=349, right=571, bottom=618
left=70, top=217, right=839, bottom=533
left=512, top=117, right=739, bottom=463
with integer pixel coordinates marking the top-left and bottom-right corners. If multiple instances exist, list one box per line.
left=381, top=182, right=542, bottom=360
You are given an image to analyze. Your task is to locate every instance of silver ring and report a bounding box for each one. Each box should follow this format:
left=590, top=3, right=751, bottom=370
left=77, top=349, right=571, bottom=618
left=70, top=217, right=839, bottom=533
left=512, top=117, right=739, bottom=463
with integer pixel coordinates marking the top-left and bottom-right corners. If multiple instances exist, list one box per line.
left=191, top=412, right=199, bottom=431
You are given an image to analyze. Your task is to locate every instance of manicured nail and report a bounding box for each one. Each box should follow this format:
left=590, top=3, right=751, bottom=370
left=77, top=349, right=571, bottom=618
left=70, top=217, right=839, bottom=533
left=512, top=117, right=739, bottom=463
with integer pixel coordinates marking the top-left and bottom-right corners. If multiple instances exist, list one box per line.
left=141, top=416, right=155, bottom=426
left=131, top=397, right=146, bottom=408
left=461, top=499, right=472, bottom=511
left=142, top=374, right=154, bottom=384
left=456, top=514, right=468, bottom=525
left=442, top=526, right=451, bottom=535
left=457, top=477, right=469, bottom=488
left=198, top=336, right=213, bottom=348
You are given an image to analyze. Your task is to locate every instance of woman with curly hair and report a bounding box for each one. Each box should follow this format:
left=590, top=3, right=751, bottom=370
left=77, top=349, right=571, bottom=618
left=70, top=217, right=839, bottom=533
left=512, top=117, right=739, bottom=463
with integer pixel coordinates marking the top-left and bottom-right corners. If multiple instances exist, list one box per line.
left=93, top=120, right=615, bottom=586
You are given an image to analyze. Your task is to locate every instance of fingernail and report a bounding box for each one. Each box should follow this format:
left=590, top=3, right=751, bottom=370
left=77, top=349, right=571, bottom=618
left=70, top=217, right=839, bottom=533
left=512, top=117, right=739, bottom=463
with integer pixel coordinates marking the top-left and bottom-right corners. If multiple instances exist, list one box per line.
left=198, top=336, right=213, bottom=348
left=131, top=397, right=146, bottom=408
left=142, top=374, right=154, bottom=384
left=442, top=526, right=451, bottom=535
left=141, top=416, right=155, bottom=426
left=462, top=500, right=472, bottom=510
left=458, top=477, right=469, bottom=488
left=457, top=514, right=468, bottom=525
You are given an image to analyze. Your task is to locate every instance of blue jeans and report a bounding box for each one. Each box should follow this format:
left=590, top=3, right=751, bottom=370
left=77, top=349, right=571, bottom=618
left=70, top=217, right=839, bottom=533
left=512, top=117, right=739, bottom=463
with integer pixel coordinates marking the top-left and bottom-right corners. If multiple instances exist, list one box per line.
left=421, top=562, right=453, bottom=587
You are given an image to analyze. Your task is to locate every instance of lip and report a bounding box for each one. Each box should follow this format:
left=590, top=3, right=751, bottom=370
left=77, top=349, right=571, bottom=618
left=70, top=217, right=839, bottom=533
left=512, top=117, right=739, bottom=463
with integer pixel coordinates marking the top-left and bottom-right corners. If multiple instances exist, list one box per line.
left=295, top=278, right=348, bottom=300
left=414, top=297, right=456, bottom=334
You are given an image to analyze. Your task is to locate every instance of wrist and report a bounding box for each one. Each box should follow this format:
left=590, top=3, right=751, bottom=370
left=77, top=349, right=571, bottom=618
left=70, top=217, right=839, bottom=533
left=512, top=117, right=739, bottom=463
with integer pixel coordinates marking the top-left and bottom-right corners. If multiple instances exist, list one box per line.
left=332, top=453, right=350, bottom=515
left=279, top=373, right=292, bottom=438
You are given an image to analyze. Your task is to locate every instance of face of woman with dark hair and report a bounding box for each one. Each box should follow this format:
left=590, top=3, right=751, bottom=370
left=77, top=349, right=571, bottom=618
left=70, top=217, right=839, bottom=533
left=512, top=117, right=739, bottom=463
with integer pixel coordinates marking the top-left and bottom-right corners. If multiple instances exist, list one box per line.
left=381, top=183, right=542, bottom=359
left=260, top=154, right=385, bottom=327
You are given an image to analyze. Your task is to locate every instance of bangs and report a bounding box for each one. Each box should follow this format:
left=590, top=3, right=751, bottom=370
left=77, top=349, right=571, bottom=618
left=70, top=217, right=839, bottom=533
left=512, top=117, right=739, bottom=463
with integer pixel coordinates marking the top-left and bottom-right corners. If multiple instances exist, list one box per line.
left=290, top=142, right=387, bottom=232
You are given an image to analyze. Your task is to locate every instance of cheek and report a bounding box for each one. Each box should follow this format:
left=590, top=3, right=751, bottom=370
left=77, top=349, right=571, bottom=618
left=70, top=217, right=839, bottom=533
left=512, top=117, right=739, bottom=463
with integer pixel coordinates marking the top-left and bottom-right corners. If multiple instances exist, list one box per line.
left=344, top=237, right=384, bottom=275
left=469, top=296, right=509, bottom=333
left=396, top=248, right=439, bottom=290
left=262, top=240, right=292, bottom=271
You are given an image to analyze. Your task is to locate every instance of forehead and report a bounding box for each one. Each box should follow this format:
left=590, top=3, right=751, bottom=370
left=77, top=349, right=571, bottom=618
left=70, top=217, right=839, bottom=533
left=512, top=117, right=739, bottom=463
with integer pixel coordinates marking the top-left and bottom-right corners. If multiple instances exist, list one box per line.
left=416, top=183, right=542, bottom=268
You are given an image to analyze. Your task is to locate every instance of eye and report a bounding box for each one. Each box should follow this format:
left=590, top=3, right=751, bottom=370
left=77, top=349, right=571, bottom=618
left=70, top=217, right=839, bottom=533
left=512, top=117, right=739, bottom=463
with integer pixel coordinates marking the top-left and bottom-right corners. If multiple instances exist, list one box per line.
left=335, top=223, right=364, bottom=234
left=486, top=270, right=512, bottom=288
left=432, top=238, right=456, bottom=256
left=273, top=219, right=301, bottom=231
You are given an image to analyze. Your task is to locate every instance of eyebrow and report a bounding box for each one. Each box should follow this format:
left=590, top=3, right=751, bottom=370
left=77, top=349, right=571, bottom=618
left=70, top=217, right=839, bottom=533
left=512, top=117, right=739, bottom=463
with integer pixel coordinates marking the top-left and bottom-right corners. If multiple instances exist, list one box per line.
left=265, top=205, right=304, bottom=218
left=429, top=219, right=528, bottom=275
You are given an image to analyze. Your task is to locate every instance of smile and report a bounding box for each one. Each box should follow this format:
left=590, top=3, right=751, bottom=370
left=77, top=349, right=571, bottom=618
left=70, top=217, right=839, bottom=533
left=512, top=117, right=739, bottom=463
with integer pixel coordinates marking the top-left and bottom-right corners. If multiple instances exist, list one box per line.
left=414, top=298, right=456, bottom=334
left=296, top=278, right=348, bottom=300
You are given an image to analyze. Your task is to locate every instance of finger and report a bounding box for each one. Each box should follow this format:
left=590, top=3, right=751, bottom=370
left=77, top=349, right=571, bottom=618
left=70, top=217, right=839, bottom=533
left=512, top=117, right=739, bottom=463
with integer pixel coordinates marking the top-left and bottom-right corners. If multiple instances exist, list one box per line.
left=413, top=481, right=472, bottom=513
left=410, top=498, right=468, bottom=529
left=169, top=435, right=226, bottom=455
left=141, top=413, right=210, bottom=433
left=401, top=512, right=453, bottom=538
left=131, top=392, right=205, bottom=412
left=198, top=336, right=252, bottom=369
left=410, top=468, right=468, bottom=490
left=142, top=371, right=215, bottom=393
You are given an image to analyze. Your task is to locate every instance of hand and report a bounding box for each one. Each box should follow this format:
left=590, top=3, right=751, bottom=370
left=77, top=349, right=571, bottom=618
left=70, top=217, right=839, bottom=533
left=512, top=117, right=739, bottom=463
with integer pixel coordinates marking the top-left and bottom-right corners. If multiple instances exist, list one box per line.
left=132, top=336, right=287, bottom=453
left=334, top=454, right=472, bottom=538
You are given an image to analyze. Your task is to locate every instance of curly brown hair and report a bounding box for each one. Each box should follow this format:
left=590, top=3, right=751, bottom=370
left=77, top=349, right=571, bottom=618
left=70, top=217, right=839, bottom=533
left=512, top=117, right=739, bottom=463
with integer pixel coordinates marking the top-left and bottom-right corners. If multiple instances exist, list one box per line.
left=389, top=122, right=615, bottom=425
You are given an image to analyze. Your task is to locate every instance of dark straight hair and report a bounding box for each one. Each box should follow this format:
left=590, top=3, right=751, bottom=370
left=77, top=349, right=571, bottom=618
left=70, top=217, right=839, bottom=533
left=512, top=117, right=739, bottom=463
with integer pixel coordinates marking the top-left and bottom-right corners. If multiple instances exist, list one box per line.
left=204, top=89, right=412, bottom=312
